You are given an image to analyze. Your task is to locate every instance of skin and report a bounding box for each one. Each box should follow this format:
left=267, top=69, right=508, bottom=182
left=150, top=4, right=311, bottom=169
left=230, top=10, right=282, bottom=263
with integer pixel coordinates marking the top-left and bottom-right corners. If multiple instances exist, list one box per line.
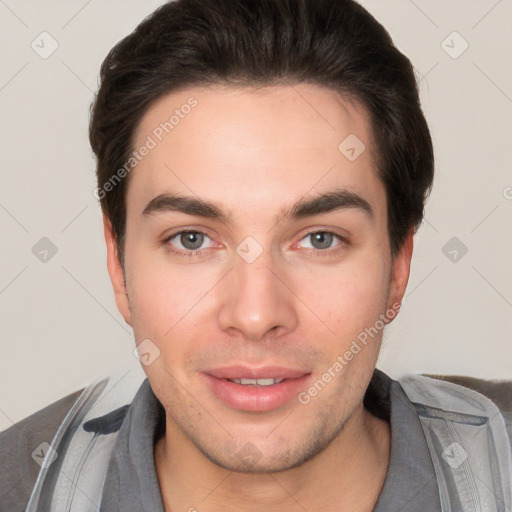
left=104, top=83, right=413, bottom=512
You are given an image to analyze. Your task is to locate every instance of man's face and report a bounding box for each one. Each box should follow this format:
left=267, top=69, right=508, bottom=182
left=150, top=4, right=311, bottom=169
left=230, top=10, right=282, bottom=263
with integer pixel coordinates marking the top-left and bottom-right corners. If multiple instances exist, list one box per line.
left=105, top=83, right=411, bottom=472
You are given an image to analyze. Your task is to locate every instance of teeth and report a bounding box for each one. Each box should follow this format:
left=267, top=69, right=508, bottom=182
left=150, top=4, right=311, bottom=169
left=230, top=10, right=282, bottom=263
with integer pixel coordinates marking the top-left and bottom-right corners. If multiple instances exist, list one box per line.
left=228, top=378, right=284, bottom=386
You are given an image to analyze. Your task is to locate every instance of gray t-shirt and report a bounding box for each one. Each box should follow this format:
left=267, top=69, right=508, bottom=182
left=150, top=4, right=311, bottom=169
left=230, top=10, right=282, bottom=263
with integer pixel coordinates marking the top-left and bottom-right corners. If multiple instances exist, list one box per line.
left=98, top=368, right=441, bottom=511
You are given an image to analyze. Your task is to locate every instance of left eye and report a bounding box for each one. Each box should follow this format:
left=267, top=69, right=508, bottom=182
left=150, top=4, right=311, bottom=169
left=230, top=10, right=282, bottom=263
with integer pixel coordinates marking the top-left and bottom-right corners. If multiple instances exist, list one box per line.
left=167, top=231, right=214, bottom=251
left=298, top=231, right=343, bottom=250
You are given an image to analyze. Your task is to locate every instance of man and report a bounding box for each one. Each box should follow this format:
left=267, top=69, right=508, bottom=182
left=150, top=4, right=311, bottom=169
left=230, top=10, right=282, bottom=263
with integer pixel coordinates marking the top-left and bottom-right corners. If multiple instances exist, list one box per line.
left=1, top=0, right=511, bottom=511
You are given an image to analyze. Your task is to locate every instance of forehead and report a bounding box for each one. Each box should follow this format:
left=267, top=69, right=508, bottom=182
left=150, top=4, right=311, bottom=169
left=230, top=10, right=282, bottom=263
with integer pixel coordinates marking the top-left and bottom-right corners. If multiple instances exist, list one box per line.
left=128, top=83, right=384, bottom=224
left=133, top=83, right=373, bottom=158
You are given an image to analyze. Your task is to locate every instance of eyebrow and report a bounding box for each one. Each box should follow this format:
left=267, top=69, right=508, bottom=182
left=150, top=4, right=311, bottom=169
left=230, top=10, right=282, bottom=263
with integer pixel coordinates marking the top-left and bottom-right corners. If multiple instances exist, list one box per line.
left=142, top=188, right=374, bottom=225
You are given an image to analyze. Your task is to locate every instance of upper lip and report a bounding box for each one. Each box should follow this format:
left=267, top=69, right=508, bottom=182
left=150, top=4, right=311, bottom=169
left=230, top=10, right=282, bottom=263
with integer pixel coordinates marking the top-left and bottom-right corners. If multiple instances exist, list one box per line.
left=204, top=365, right=311, bottom=380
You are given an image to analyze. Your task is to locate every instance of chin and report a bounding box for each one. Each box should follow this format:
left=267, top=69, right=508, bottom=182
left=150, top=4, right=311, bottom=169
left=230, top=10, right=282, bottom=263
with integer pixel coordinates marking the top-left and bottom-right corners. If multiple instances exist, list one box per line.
left=196, top=425, right=335, bottom=474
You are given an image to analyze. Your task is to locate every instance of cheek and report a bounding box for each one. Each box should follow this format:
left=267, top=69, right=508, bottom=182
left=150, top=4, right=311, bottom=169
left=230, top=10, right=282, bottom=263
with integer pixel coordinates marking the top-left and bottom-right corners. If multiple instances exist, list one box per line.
left=302, top=255, right=390, bottom=341
left=126, top=265, right=210, bottom=384
left=125, top=245, right=215, bottom=343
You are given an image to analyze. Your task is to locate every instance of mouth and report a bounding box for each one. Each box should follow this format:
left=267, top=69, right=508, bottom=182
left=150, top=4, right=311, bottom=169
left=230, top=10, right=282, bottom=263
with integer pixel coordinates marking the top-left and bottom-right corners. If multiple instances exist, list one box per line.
left=226, top=377, right=285, bottom=386
left=202, top=365, right=312, bottom=412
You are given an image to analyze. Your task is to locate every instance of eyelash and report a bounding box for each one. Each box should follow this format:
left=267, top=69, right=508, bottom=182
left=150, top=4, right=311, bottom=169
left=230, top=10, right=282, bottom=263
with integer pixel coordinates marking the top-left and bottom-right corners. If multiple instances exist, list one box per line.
left=162, top=229, right=348, bottom=259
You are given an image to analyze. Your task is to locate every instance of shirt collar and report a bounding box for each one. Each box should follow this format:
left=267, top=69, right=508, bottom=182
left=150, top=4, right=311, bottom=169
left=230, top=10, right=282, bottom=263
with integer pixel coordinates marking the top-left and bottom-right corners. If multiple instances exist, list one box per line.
left=372, top=370, right=441, bottom=511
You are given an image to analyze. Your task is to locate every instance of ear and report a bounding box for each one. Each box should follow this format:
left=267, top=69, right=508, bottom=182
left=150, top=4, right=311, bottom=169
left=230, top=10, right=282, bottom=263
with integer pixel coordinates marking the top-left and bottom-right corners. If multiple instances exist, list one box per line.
left=103, top=214, right=133, bottom=327
left=386, top=228, right=414, bottom=321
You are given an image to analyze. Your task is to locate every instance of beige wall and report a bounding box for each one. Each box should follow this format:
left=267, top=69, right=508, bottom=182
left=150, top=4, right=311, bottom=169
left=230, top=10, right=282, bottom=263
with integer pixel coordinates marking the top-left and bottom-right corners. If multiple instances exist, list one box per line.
left=1, top=0, right=511, bottom=432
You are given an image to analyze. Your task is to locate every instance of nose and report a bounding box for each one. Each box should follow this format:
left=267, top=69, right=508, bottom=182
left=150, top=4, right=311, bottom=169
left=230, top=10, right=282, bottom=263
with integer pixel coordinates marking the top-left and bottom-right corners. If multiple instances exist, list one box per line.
left=217, top=244, right=298, bottom=341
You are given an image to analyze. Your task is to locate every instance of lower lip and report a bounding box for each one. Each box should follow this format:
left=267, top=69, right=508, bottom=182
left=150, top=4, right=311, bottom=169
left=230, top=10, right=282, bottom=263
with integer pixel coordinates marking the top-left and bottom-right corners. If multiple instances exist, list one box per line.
left=202, top=373, right=312, bottom=412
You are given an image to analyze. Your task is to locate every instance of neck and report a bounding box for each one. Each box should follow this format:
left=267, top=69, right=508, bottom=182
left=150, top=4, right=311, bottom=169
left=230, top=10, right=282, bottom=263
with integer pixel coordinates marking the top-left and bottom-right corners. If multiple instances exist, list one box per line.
left=154, top=403, right=390, bottom=512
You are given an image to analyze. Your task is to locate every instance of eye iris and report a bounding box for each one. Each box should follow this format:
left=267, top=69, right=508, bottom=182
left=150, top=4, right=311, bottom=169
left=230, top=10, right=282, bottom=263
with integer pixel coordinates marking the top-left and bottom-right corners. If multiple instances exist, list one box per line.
left=311, top=232, right=333, bottom=250
left=181, top=232, right=203, bottom=250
